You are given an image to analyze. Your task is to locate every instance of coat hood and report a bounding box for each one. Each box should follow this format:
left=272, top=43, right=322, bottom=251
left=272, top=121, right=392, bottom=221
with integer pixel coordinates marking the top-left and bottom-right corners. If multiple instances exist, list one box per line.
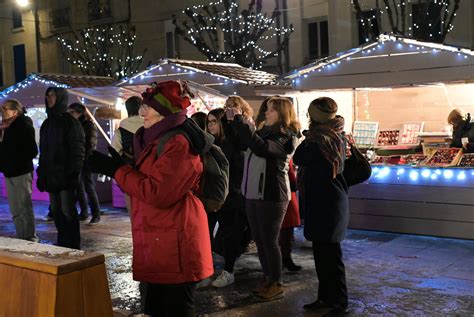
left=45, top=87, right=69, bottom=118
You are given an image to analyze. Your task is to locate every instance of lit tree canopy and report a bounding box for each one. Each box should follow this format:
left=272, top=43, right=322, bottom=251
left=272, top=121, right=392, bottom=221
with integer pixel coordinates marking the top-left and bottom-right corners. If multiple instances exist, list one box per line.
left=173, top=0, right=293, bottom=69
left=353, top=0, right=461, bottom=44
left=57, top=23, right=146, bottom=79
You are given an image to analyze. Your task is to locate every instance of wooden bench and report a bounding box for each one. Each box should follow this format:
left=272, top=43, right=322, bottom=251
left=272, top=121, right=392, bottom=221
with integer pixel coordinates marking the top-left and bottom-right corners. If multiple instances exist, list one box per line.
left=0, top=237, right=113, bottom=316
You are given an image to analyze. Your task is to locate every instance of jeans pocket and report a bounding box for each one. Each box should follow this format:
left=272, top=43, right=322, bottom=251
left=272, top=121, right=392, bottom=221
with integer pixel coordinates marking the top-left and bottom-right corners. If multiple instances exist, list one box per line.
left=142, top=228, right=181, bottom=273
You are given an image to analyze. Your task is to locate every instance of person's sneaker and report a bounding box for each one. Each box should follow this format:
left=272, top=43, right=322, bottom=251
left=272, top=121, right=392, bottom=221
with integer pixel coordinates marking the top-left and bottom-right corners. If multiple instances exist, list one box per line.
left=88, top=217, right=101, bottom=225
left=282, top=257, right=302, bottom=272
left=79, top=214, right=89, bottom=222
left=251, top=276, right=269, bottom=294
left=302, top=239, right=313, bottom=248
left=211, top=270, right=235, bottom=288
left=303, top=299, right=331, bottom=310
left=42, top=215, right=54, bottom=222
left=196, top=278, right=213, bottom=289
left=255, top=282, right=284, bottom=302
left=28, top=237, right=40, bottom=243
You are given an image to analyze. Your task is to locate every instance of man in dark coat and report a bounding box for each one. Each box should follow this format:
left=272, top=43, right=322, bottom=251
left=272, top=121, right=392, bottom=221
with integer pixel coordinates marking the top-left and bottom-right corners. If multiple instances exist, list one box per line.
left=68, top=103, right=101, bottom=225
left=37, top=87, right=85, bottom=250
left=0, top=99, right=39, bottom=241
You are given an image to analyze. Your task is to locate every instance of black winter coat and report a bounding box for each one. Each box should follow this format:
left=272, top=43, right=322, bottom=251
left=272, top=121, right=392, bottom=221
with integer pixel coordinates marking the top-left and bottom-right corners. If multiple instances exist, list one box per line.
left=79, top=118, right=98, bottom=159
left=216, top=128, right=245, bottom=210
left=37, top=87, right=85, bottom=192
left=293, top=140, right=349, bottom=243
left=0, top=114, right=38, bottom=178
left=451, top=119, right=474, bottom=152
left=230, top=115, right=297, bottom=202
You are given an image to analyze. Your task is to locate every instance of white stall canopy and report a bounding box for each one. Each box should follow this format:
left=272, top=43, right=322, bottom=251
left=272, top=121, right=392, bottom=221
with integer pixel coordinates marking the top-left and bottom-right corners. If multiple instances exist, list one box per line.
left=116, top=58, right=284, bottom=98
left=285, top=34, right=474, bottom=90
left=0, top=73, right=115, bottom=107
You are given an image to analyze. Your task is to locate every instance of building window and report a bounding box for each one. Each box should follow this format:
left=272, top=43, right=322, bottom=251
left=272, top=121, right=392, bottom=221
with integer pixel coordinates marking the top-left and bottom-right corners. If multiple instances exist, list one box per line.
left=50, top=8, right=71, bottom=30
left=307, top=19, right=329, bottom=60
left=357, top=10, right=380, bottom=45
left=12, top=7, right=23, bottom=29
left=412, top=3, right=442, bottom=43
left=13, top=44, right=26, bottom=83
left=88, top=0, right=111, bottom=21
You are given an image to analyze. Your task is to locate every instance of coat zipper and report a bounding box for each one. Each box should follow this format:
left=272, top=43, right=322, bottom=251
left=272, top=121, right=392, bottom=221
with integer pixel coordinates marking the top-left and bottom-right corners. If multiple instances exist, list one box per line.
left=244, top=152, right=253, bottom=197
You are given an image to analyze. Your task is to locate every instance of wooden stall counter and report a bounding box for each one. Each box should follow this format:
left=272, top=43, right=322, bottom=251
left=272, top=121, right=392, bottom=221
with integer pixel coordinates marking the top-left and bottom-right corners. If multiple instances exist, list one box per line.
left=0, top=237, right=113, bottom=317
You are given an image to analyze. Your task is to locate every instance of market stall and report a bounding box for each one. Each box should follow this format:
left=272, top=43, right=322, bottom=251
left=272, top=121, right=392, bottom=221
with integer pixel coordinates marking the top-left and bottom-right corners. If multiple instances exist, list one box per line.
left=116, top=58, right=286, bottom=113
left=0, top=73, right=116, bottom=202
left=281, top=34, right=474, bottom=239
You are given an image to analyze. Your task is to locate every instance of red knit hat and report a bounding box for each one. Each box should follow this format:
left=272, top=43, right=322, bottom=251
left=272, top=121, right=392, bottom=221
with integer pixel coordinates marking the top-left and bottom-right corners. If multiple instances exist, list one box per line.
left=141, top=80, right=194, bottom=116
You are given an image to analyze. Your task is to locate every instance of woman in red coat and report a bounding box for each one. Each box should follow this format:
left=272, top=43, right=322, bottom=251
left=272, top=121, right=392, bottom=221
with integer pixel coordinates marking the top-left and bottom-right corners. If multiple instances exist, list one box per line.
left=89, top=81, right=213, bottom=317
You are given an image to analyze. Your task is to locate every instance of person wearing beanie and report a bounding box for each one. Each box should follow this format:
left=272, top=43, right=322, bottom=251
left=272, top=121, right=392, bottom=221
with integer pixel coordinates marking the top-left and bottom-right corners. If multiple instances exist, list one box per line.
left=68, top=103, right=101, bottom=225
left=0, top=99, right=39, bottom=242
left=37, top=87, right=85, bottom=250
left=111, top=96, right=144, bottom=214
left=293, top=97, right=350, bottom=316
left=88, top=80, right=213, bottom=317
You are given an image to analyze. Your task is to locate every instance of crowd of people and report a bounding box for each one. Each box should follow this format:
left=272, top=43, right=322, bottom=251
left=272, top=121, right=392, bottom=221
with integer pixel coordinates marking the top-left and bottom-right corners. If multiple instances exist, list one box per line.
left=0, top=80, right=352, bottom=317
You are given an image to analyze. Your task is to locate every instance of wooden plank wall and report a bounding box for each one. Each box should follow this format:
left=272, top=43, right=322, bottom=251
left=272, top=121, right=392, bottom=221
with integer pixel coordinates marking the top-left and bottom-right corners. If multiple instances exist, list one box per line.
left=348, top=183, right=474, bottom=240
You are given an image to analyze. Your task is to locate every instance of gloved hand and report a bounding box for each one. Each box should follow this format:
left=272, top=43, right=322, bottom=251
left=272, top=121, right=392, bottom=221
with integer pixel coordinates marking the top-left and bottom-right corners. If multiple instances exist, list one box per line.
left=88, top=146, right=126, bottom=178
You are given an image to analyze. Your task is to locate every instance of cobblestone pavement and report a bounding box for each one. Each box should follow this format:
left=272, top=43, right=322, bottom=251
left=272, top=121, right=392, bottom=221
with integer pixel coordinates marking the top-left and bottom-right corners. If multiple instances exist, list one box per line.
left=0, top=199, right=473, bottom=316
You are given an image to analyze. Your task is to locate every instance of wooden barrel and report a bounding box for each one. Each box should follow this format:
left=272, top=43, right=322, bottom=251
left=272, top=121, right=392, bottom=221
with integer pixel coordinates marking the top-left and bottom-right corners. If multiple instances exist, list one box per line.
left=0, top=237, right=113, bottom=317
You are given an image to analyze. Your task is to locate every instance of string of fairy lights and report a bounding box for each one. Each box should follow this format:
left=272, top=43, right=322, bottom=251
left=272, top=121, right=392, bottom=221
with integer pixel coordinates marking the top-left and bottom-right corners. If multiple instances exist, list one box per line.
left=287, top=34, right=473, bottom=82
left=353, top=0, right=459, bottom=42
left=0, top=74, right=69, bottom=99
left=178, top=0, right=293, bottom=69
left=57, top=25, right=143, bottom=78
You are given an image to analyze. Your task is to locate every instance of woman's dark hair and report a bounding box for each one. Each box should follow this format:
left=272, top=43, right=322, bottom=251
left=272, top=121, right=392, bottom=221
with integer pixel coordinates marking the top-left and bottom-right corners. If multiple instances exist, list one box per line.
left=68, top=103, right=87, bottom=120
left=206, top=108, right=225, bottom=144
left=191, top=111, right=207, bottom=130
left=125, top=96, right=142, bottom=117
left=255, top=97, right=272, bottom=129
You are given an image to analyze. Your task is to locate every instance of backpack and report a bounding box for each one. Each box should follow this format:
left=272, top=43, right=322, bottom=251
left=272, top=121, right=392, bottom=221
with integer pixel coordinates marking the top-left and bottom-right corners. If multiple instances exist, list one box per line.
left=156, top=127, right=229, bottom=213
left=119, top=127, right=135, bottom=165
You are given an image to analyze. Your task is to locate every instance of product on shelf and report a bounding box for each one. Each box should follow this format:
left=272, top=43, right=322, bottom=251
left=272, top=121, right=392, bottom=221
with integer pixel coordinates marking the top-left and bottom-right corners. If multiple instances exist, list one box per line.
left=423, top=148, right=463, bottom=167
left=377, top=130, right=400, bottom=146
left=371, top=155, right=401, bottom=165
left=400, top=122, right=424, bottom=145
left=353, top=121, right=379, bottom=147
left=399, top=154, right=428, bottom=166
left=458, top=153, right=474, bottom=167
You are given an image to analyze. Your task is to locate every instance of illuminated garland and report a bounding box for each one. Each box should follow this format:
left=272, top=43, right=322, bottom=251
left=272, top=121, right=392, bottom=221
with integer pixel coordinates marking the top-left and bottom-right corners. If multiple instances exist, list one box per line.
left=0, top=74, right=69, bottom=99
left=173, top=0, right=293, bottom=69
left=57, top=24, right=145, bottom=79
left=287, top=34, right=473, bottom=81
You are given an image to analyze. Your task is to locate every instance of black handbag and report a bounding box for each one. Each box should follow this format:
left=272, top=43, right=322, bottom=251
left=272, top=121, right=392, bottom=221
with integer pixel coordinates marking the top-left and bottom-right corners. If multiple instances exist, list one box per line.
left=343, top=145, right=372, bottom=186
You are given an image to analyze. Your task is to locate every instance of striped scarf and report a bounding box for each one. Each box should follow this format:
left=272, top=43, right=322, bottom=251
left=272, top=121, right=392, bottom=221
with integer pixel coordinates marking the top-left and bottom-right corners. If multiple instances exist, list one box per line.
left=305, top=116, right=345, bottom=178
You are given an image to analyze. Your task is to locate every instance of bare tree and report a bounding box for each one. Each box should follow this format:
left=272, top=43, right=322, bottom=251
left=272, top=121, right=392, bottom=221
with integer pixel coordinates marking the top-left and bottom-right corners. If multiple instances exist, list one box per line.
left=173, top=0, right=293, bottom=69
left=352, top=0, right=461, bottom=43
left=57, top=23, right=146, bottom=79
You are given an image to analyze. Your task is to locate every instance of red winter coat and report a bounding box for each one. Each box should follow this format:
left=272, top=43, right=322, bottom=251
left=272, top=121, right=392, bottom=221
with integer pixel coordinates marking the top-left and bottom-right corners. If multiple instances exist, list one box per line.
left=115, top=134, right=213, bottom=284
left=281, top=160, right=301, bottom=229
